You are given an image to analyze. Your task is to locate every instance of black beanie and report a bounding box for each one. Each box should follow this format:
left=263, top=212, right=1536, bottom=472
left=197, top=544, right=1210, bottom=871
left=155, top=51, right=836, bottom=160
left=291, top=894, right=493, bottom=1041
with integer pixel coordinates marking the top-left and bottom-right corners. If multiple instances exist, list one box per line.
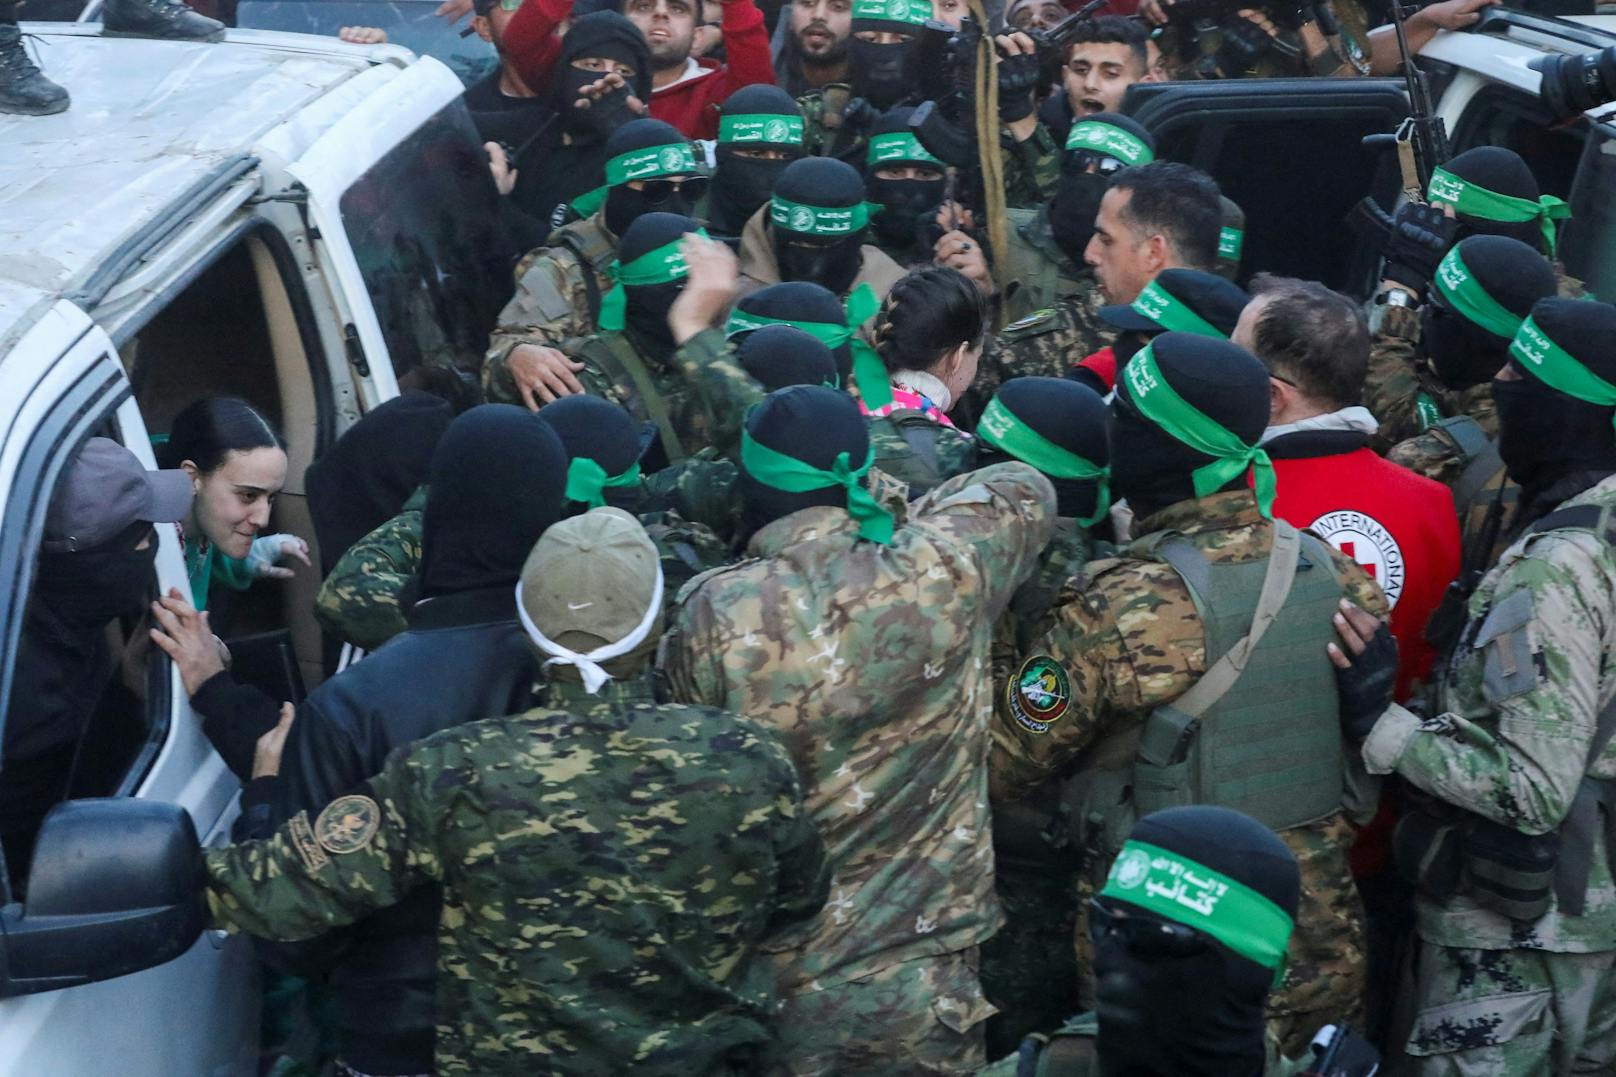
left=1100, top=267, right=1249, bottom=338
left=775, top=156, right=867, bottom=212
left=561, top=12, right=652, bottom=101
left=1514, top=297, right=1616, bottom=387
left=1441, top=146, right=1547, bottom=251
left=719, top=84, right=805, bottom=135
left=739, top=385, right=869, bottom=535
left=539, top=395, right=643, bottom=477
left=1446, top=235, right=1557, bottom=321
left=420, top=405, right=568, bottom=598
left=1424, top=235, right=1557, bottom=390
left=866, top=105, right=933, bottom=159
left=978, top=376, right=1109, bottom=521
left=606, top=117, right=691, bottom=163
left=1063, top=111, right=1154, bottom=169
left=737, top=325, right=841, bottom=392
left=1126, top=806, right=1301, bottom=923
left=618, top=211, right=700, bottom=263
left=735, top=282, right=854, bottom=387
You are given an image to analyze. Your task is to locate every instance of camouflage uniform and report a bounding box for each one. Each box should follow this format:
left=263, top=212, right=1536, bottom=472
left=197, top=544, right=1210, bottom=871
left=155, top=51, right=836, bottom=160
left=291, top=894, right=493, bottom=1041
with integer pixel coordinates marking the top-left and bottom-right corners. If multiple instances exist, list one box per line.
left=989, top=491, right=1388, bottom=1056
left=205, top=674, right=831, bottom=1076
left=796, top=84, right=864, bottom=161
left=866, top=411, right=978, bottom=500
left=641, top=451, right=744, bottom=546
left=662, top=462, right=1059, bottom=1075
left=1003, top=123, right=1061, bottom=210
left=1361, top=473, right=1616, bottom=1073
left=1155, top=0, right=1373, bottom=81
left=484, top=210, right=618, bottom=406
left=955, top=283, right=1114, bottom=431
left=977, top=1011, right=1311, bottom=1076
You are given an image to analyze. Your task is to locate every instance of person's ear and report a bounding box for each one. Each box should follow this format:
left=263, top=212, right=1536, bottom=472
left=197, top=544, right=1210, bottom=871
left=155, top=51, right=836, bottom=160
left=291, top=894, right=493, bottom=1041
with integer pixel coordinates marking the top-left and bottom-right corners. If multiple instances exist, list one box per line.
left=1146, top=232, right=1171, bottom=272
left=180, top=460, right=201, bottom=492
left=1269, top=377, right=1288, bottom=422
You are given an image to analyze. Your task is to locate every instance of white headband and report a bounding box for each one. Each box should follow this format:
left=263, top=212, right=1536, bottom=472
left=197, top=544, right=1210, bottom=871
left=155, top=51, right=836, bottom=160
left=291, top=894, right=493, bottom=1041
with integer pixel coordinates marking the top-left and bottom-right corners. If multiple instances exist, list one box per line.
left=514, top=564, right=665, bottom=694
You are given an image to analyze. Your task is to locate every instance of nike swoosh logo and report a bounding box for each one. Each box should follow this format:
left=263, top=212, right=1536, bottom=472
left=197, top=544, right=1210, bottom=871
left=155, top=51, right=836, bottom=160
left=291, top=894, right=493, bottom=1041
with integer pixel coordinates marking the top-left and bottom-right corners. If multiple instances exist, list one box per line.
left=567, top=601, right=593, bottom=610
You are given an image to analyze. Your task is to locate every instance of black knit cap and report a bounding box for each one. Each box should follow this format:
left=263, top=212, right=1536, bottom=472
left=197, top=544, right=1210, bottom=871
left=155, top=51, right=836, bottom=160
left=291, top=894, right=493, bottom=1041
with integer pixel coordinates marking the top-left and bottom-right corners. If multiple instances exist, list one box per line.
left=539, top=395, right=644, bottom=477
left=561, top=12, right=652, bottom=101
left=1511, top=297, right=1616, bottom=386
left=720, top=84, right=804, bottom=125
left=739, top=385, right=869, bottom=532
left=1124, top=806, right=1301, bottom=924
left=618, top=211, right=700, bottom=263
left=1440, top=146, right=1547, bottom=250
left=1444, top=235, right=1557, bottom=322
left=775, top=155, right=866, bottom=210
left=735, top=281, right=854, bottom=387
left=1065, top=111, right=1154, bottom=159
left=979, top=377, right=1110, bottom=521
left=736, top=325, right=841, bottom=392
left=1120, top=333, right=1272, bottom=446
left=1100, top=268, right=1249, bottom=337
left=606, top=117, right=696, bottom=165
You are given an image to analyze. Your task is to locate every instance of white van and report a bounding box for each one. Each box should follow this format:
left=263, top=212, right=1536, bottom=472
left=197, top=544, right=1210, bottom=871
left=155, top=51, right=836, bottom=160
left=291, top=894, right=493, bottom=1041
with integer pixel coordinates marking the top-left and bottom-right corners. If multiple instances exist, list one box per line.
left=0, top=25, right=516, bottom=1072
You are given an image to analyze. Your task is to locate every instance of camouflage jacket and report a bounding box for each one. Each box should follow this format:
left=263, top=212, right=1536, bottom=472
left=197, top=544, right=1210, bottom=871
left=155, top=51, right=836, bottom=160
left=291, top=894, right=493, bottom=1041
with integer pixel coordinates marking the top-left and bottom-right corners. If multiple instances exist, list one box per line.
left=313, top=484, right=427, bottom=652
left=1389, top=422, right=1516, bottom=580
left=484, top=211, right=618, bottom=406
left=1363, top=473, right=1616, bottom=953
left=988, top=491, right=1388, bottom=1021
left=796, top=83, right=864, bottom=161
left=955, top=282, right=1113, bottom=430
left=205, top=674, right=830, bottom=1076
left=642, top=450, right=743, bottom=547
left=1156, top=0, right=1372, bottom=80
left=1003, top=122, right=1061, bottom=210
left=867, top=410, right=978, bottom=501
left=1364, top=304, right=1496, bottom=455
left=999, top=206, right=1094, bottom=327
left=662, top=462, right=1057, bottom=992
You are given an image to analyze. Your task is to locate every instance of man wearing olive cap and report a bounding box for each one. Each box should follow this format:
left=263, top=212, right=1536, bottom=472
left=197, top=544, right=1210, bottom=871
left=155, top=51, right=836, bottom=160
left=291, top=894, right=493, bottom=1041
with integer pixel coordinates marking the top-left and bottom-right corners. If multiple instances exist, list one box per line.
left=990, top=333, right=1388, bottom=1056
left=209, top=509, right=829, bottom=1075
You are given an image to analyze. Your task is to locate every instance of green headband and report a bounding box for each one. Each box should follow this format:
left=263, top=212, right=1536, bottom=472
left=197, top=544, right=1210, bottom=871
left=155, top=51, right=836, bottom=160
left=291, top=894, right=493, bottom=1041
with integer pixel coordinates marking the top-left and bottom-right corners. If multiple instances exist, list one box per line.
left=1510, top=315, right=1616, bottom=409
left=771, top=195, right=875, bottom=237
left=1124, top=343, right=1276, bottom=517
left=1065, top=120, right=1153, bottom=166
left=1131, top=279, right=1224, bottom=338
left=843, top=284, right=894, bottom=411
left=1427, top=166, right=1570, bottom=258
left=565, top=456, right=642, bottom=509
left=1100, top=840, right=1294, bottom=982
left=867, top=131, right=941, bottom=167
left=1433, top=246, right=1524, bottom=340
left=571, top=142, right=701, bottom=216
left=740, top=429, right=894, bottom=543
left=720, top=113, right=804, bottom=146
left=978, top=397, right=1110, bottom=527
left=1218, top=226, right=1243, bottom=263
left=598, top=229, right=707, bottom=332
left=852, top=0, right=931, bottom=25
left=725, top=309, right=854, bottom=349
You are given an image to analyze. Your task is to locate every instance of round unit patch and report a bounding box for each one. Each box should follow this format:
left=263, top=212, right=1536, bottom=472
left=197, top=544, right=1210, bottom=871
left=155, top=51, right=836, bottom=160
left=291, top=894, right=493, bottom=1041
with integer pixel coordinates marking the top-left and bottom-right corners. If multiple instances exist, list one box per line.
left=1310, top=509, right=1406, bottom=608
left=315, top=794, right=381, bottom=855
left=1007, top=654, right=1071, bottom=734
left=1110, top=846, right=1151, bottom=890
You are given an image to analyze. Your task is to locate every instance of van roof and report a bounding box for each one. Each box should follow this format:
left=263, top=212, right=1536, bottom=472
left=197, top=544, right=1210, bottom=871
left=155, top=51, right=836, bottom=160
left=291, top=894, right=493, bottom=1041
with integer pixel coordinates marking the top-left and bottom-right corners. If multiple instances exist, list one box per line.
left=0, top=27, right=386, bottom=354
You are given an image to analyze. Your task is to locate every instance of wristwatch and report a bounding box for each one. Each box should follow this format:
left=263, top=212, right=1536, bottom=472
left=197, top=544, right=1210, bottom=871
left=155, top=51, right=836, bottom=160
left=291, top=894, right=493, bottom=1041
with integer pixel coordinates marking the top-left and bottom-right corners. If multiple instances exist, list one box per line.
left=1378, top=287, right=1416, bottom=309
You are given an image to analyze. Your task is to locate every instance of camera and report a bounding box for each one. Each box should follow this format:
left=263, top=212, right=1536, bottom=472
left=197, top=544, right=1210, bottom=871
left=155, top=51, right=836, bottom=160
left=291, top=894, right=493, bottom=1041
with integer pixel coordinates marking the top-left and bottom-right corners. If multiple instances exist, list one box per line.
left=1532, top=45, right=1616, bottom=122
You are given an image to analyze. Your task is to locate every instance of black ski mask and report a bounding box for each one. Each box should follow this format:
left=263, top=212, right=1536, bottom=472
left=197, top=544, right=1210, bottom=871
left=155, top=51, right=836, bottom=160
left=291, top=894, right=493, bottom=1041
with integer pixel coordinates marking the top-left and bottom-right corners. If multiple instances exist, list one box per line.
left=1049, top=171, right=1108, bottom=267
left=597, top=118, right=701, bottom=237
left=736, top=325, right=840, bottom=391
left=771, top=157, right=869, bottom=297
left=1439, top=146, right=1552, bottom=252
left=710, top=85, right=804, bottom=236
left=35, top=521, right=159, bottom=628
left=974, top=377, right=1110, bottom=523
left=864, top=108, right=945, bottom=255
left=1420, top=235, right=1558, bottom=391
left=615, top=211, right=702, bottom=358
left=539, top=394, right=647, bottom=513
left=848, top=34, right=915, bottom=111
left=556, top=12, right=652, bottom=141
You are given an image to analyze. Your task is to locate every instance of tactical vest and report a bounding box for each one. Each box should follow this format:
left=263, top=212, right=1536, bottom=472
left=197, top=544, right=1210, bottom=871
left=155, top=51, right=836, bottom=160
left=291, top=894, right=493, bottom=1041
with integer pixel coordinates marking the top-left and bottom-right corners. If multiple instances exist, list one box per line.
left=1422, top=415, right=1516, bottom=661
left=1064, top=521, right=1349, bottom=861
left=554, top=219, right=617, bottom=328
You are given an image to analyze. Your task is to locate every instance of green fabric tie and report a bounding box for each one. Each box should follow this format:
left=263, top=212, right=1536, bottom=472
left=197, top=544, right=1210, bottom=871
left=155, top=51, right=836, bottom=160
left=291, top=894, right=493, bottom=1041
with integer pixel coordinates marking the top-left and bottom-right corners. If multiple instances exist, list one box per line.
left=771, top=194, right=876, bottom=236
left=978, top=396, right=1110, bottom=527
left=719, top=114, right=805, bottom=146
left=843, top=284, right=893, bottom=410
left=1433, top=246, right=1525, bottom=340
left=1428, top=166, right=1571, bottom=258
left=597, top=229, right=706, bottom=332
left=564, top=457, right=642, bottom=509
left=867, top=131, right=941, bottom=167
left=1131, top=278, right=1224, bottom=338
left=1123, top=343, right=1276, bottom=517
left=1100, top=840, right=1294, bottom=985
left=571, top=141, right=701, bottom=216
left=740, top=429, right=895, bottom=543
left=1510, top=315, right=1616, bottom=410
left=1065, top=119, right=1154, bottom=166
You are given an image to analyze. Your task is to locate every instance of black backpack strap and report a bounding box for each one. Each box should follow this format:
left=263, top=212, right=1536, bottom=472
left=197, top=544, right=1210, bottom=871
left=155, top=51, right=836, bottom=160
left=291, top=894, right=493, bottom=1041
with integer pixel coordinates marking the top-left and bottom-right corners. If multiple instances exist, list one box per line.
left=1530, top=504, right=1604, bottom=536
left=1433, top=416, right=1502, bottom=517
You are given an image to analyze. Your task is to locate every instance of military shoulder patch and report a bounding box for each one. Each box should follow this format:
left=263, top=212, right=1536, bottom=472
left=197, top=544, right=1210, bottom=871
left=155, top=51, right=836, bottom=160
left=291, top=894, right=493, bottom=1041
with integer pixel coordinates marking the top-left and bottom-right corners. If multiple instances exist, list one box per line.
left=288, top=811, right=329, bottom=874
left=314, top=794, right=381, bottom=856
left=1007, top=654, right=1071, bottom=734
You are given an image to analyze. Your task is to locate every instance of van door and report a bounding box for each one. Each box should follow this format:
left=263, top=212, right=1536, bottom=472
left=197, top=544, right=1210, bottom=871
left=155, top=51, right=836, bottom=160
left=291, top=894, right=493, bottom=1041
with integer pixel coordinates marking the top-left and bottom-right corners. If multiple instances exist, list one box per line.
left=286, top=56, right=518, bottom=403
left=1124, top=78, right=1411, bottom=299
left=0, top=302, right=257, bottom=1075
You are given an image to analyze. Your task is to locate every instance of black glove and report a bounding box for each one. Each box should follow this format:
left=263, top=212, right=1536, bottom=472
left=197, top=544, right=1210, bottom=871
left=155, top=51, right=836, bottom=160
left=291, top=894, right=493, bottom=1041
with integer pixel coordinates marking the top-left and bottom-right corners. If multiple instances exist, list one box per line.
left=1335, top=622, right=1399, bottom=741
left=1383, top=201, right=1459, bottom=296
left=573, top=86, right=641, bottom=141
left=997, top=50, right=1040, bottom=123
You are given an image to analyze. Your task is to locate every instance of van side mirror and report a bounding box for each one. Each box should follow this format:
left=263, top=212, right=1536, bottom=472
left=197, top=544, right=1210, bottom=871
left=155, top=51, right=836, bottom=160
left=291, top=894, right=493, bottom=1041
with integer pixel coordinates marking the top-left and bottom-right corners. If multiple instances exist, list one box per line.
left=0, top=799, right=205, bottom=997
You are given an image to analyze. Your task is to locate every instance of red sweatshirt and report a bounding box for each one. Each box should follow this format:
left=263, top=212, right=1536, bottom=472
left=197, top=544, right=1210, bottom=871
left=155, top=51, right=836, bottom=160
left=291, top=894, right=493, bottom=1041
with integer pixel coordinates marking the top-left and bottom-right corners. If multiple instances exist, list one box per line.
left=502, top=0, right=775, bottom=139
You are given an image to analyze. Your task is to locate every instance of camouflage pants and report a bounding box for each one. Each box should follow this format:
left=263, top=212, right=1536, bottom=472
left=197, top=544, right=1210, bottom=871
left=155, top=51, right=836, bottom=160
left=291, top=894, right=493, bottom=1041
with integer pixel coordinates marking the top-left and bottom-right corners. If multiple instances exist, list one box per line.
left=979, top=863, right=1082, bottom=1058
left=770, top=948, right=995, bottom=1076
left=1403, top=942, right=1616, bottom=1075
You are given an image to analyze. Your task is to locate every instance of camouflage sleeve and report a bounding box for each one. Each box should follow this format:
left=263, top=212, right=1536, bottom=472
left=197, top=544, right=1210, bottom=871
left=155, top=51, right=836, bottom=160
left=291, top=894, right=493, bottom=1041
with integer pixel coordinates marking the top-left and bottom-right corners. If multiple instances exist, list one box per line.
left=1363, top=303, right=1428, bottom=453
left=1319, top=539, right=1391, bottom=619
left=312, top=509, right=422, bottom=652
left=483, top=250, right=592, bottom=406
left=1003, top=122, right=1060, bottom=208
left=659, top=583, right=731, bottom=709
left=669, top=327, right=766, bottom=455
left=758, top=737, right=832, bottom=937
left=1362, top=532, right=1616, bottom=834
left=205, top=742, right=442, bottom=941
left=641, top=451, right=742, bottom=540
left=909, top=461, right=1058, bottom=620
left=1387, top=429, right=1466, bottom=487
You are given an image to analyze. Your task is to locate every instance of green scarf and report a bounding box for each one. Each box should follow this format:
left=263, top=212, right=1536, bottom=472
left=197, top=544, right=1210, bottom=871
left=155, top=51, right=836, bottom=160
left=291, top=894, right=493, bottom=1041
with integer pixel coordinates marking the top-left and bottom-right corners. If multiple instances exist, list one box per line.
left=1428, top=165, right=1570, bottom=258
left=565, top=457, right=643, bottom=509
left=978, top=396, right=1110, bottom=527
left=597, top=229, right=706, bottom=332
left=842, top=284, right=893, bottom=410
left=740, top=429, right=894, bottom=543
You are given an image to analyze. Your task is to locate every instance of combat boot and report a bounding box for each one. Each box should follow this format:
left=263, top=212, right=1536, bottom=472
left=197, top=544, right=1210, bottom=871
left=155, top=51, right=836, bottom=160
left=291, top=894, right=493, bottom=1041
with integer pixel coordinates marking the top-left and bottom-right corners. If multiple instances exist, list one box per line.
left=0, top=24, right=68, bottom=115
left=101, top=0, right=224, bottom=42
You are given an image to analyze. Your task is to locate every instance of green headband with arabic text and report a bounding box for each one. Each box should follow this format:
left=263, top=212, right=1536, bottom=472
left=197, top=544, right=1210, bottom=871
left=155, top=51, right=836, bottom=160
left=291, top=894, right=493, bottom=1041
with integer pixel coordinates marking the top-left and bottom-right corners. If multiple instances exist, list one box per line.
left=719, top=113, right=805, bottom=147
left=867, top=131, right=942, bottom=167
left=1065, top=119, right=1154, bottom=166
left=1130, top=278, right=1224, bottom=338
left=1123, top=343, right=1275, bottom=517
left=771, top=194, right=877, bottom=237
left=571, top=141, right=702, bottom=216
left=978, top=396, right=1110, bottom=527
left=740, top=429, right=894, bottom=543
left=1509, top=315, right=1616, bottom=411
left=1433, top=246, right=1526, bottom=340
left=597, top=228, right=707, bottom=332
left=852, top=0, right=931, bottom=26
left=1427, top=166, right=1570, bottom=258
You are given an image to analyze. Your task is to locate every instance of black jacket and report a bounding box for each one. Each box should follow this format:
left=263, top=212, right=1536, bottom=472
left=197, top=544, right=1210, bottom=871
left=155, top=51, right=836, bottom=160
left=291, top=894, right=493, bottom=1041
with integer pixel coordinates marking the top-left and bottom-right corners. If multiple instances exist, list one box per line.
left=260, top=585, right=540, bottom=1074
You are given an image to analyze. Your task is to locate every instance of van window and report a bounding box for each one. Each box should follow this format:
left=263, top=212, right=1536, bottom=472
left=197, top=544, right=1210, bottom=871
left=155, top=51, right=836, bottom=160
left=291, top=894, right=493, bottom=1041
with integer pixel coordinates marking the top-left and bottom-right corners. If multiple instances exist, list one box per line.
left=1561, top=124, right=1616, bottom=300
left=1449, top=84, right=1586, bottom=201
left=337, top=102, right=516, bottom=388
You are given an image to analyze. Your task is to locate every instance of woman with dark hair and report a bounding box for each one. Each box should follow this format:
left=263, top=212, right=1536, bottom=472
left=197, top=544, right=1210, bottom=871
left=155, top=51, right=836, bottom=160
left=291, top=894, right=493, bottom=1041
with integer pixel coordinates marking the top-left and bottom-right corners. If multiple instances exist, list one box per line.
left=157, top=397, right=307, bottom=610
left=857, top=265, right=984, bottom=496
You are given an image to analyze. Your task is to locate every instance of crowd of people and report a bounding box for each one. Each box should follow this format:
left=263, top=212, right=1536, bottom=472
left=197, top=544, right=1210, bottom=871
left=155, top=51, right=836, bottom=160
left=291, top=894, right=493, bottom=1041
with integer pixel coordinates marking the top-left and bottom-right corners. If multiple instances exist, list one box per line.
left=7, top=0, right=1616, bottom=1072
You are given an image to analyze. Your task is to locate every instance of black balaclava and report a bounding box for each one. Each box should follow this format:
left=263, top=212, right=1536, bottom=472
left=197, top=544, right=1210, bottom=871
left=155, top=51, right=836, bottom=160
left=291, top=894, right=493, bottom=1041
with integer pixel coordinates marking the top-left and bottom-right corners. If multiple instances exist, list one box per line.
left=539, top=394, right=646, bottom=513
left=304, top=389, right=453, bottom=574
left=1094, top=806, right=1300, bottom=1077
left=556, top=12, right=653, bottom=141
left=601, top=118, right=699, bottom=238
left=771, top=157, right=868, bottom=297
left=974, top=377, right=1110, bottom=522
left=736, top=325, right=841, bottom=392
left=419, top=405, right=568, bottom=598
left=738, top=385, right=870, bottom=539
left=1049, top=113, right=1155, bottom=269
left=617, top=211, right=700, bottom=357
left=734, top=281, right=854, bottom=387
left=711, top=85, right=805, bottom=236
left=847, top=20, right=920, bottom=111
left=34, top=520, right=158, bottom=629
left=864, top=106, right=946, bottom=256
left=1110, top=334, right=1271, bottom=523
left=1494, top=297, right=1616, bottom=508
left=1421, top=235, right=1557, bottom=391
left=1438, top=146, right=1549, bottom=252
